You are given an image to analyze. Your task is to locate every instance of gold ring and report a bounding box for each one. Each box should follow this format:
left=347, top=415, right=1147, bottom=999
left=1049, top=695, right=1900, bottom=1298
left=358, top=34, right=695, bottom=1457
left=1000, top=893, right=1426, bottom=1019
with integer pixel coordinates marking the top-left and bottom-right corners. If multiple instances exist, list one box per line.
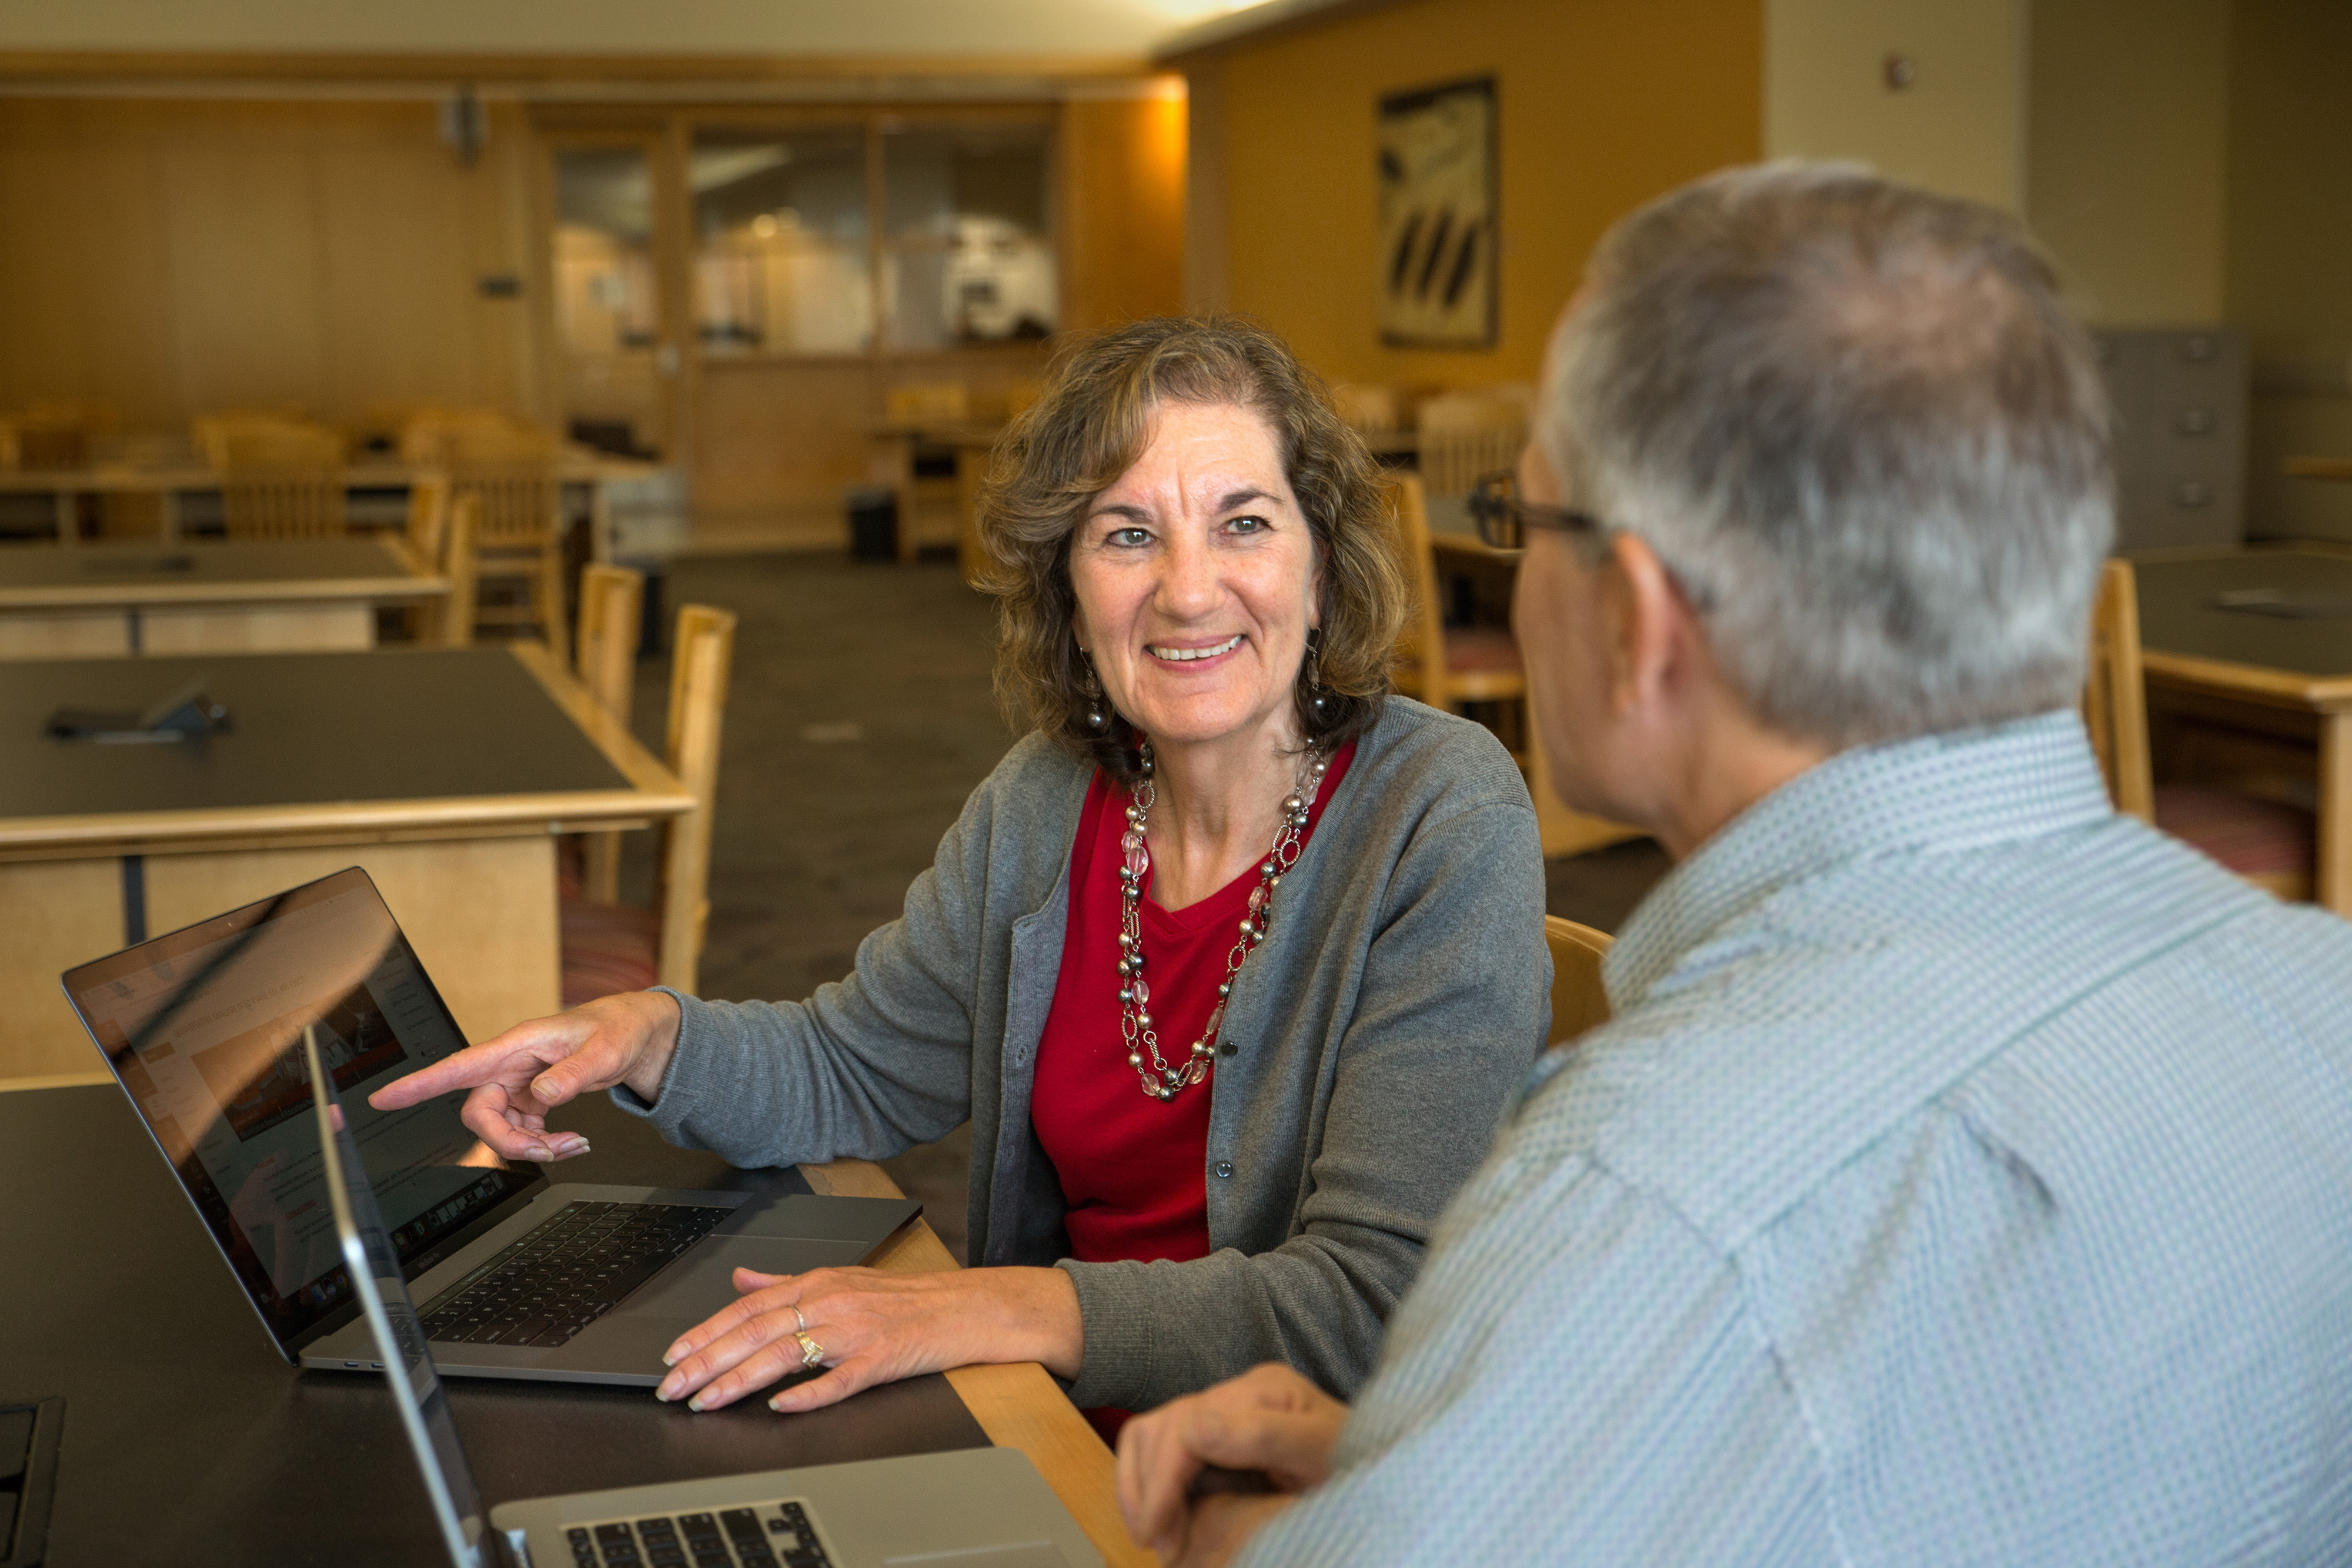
left=794, top=1330, right=825, bottom=1369
left=791, top=1303, right=808, bottom=1334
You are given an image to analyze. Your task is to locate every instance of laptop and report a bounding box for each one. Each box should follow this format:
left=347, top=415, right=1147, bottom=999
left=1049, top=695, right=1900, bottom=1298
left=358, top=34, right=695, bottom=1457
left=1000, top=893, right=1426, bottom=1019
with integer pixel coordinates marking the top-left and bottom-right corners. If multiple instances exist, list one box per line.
left=303, top=1028, right=1101, bottom=1568
left=61, top=865, right=920, bottom=1386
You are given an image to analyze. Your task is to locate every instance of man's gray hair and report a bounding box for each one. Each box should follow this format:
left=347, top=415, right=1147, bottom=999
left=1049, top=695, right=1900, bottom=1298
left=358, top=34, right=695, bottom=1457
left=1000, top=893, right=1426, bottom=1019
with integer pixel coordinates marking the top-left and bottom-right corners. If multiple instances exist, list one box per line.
left=1540, top=162, right=2113, bottom=748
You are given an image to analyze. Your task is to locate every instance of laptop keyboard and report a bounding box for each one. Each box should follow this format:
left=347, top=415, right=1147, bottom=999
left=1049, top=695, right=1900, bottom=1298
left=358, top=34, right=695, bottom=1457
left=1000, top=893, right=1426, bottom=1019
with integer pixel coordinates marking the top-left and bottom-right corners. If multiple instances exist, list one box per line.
left=569, top=1502, right=832, bottom=1568
left=418, top=1199, right=730, bottom=1349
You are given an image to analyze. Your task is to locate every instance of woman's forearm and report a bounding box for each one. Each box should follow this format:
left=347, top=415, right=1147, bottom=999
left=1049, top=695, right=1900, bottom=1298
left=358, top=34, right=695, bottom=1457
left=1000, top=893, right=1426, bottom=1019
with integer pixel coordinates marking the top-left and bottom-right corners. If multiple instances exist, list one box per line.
left=978, top=1265, right=1087, bottom=1379
left=621, top=989, right=685, bottom=1103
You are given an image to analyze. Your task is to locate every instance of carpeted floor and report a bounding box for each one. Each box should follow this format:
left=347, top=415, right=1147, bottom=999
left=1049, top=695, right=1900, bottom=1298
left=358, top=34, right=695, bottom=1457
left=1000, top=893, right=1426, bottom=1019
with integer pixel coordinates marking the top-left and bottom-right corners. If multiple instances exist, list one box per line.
left=615, top=554, right=1669, bottom=1262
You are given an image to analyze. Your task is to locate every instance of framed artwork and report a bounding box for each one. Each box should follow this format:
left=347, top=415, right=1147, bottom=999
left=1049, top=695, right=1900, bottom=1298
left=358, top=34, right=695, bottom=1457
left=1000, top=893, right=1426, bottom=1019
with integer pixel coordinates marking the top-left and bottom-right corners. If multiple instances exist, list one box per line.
left=1377, top=75, right=1497, bottom=349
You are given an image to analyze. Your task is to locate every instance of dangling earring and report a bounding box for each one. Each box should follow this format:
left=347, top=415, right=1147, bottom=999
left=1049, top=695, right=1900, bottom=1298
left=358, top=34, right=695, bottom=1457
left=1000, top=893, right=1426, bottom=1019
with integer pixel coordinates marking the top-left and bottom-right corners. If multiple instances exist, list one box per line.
left=1081, top=653, right=1109, bottom=731
left=1307, top=631, right=1332, bottom=722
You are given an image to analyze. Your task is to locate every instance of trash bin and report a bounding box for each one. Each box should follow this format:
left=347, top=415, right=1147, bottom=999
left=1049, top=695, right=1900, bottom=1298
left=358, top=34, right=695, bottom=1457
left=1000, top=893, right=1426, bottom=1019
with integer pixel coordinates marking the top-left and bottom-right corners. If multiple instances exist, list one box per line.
left=846, top=485, right=898, bottom=561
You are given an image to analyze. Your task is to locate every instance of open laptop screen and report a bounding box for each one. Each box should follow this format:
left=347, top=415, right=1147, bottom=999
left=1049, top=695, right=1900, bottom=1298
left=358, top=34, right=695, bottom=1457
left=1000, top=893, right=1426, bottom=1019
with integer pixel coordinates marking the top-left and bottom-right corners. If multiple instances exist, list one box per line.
left=306, top=1026, right=489, bottom=1568
left=61, top=867, right=543, bottom=1353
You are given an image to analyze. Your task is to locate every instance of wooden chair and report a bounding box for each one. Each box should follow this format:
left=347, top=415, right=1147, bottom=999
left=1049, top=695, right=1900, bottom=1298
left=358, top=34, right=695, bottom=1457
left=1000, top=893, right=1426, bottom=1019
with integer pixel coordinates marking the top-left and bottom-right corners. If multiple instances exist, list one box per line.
left=5, top=410, right=93, bottom=470
left=442, top=423, right=569, bottom=659
left=439, top=493, right=480, bottom=648
left=2084, top=559, right=2156, bottom=823
left=1389, top=472, right=1641, bottom=859
left=574, top=564, right=646, bottom=904
left=560, top=603, right=737, bottom=1004
left=1331, top=383, right=1428, bottom=436
left=1389, top=471, right=1527, bottom=716
left=884, top=382, right=971, bottom=563
left=393, top=474, right=452, bottom=641
left=218, top=423, right=348, bottom=540
left=1545, top=915, right=1613, bottom=1048
left=1415, top=389, right=1531, bottom=499
left=2086, top=558, right=2316, bottom=900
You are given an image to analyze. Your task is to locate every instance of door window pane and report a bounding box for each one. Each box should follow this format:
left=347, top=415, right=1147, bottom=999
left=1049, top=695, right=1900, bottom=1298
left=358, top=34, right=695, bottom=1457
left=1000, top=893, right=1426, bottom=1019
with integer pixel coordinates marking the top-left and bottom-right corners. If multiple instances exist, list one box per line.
left=883, top=125, right=1057, bottom=350
left=691, top=128, right=873, bottom=356
left=554, top=148, right=660, bottom=357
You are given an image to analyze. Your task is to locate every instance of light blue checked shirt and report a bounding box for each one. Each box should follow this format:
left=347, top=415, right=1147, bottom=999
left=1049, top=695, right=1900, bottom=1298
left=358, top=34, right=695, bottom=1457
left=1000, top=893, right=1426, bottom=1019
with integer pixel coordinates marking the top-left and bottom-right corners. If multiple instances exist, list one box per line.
left=1240, top=711, right=2352, bottom=1566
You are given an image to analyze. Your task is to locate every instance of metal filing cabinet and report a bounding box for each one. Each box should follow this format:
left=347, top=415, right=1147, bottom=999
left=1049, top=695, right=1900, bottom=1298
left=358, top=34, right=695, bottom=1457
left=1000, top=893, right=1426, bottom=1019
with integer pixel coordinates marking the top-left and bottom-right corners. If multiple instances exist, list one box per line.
left=2094, top=327, right=2247, bottom=552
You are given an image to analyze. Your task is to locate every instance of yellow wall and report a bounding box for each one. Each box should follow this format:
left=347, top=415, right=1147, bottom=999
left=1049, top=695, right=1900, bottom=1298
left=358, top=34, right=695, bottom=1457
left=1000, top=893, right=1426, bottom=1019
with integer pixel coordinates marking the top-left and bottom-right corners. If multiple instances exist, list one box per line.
left=1765, top=0, right=2023, bottom=208
left=0, top=96, right=542, bottom=427
left=2027, top=0, right=2228, bottom=325
left=1189, top=0, right=1762, bottom=387
left=2227, top=0, right=2352, bottom=541
left=1061, top=88, right=1189, bottom=331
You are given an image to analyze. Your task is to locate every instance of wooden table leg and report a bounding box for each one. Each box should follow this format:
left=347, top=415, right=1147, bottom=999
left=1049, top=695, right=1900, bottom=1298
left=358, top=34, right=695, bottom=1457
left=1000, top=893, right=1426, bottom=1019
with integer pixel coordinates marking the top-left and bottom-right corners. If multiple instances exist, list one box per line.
left=893, top=435, right=921, bottom=566
left=2319, top=710, right=2351, bottom=915
left=589, top=479, right=613, bottom=565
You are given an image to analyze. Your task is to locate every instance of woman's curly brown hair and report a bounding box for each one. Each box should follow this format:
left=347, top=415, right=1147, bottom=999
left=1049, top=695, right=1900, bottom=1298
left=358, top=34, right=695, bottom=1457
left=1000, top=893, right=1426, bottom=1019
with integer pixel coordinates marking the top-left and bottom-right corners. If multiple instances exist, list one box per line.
left=973, top=315, right=1407, bottom=785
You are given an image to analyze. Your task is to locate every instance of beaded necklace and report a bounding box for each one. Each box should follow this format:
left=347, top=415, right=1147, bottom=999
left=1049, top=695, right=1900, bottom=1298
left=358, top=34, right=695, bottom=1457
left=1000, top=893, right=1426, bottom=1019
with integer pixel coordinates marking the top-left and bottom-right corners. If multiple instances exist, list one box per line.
left=1114, top=739, right=1330, bottom=1101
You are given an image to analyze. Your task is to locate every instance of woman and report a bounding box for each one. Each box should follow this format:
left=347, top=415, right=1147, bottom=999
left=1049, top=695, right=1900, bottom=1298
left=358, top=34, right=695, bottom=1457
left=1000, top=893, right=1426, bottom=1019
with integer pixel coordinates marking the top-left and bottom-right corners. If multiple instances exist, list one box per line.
left=371, top=317, right=1550, bottom=1428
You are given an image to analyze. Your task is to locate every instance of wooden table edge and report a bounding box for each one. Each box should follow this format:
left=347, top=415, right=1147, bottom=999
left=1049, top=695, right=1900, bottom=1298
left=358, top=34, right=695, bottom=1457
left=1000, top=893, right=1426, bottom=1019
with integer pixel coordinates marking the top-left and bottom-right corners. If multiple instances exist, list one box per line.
left=2140, top=648, right=2352, bottom=710
left=505, top=642, right=691, bottom=800
left=0, top=784, right=694, bottom=856
left=0, top=536, right=443, bottom=607
left=0, top=576, right=450, bottom=610
left=800, top=1156, right=1155, bottom=1568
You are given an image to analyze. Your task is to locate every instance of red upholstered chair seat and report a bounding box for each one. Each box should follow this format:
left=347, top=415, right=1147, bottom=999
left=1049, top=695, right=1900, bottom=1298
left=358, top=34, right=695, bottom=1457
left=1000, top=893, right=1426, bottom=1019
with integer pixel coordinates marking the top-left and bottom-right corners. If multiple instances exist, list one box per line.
left=560, top=898, right=660, bottom=1011
left=2153, top=783, right=2317, bottom=878
left=1444, top=626, right=1524, bottom=674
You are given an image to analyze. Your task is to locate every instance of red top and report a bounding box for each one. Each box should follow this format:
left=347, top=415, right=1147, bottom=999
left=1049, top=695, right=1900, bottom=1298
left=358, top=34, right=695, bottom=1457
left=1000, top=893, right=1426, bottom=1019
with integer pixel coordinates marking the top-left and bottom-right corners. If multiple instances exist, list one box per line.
left=1030, top=741, right=1356, bottom=1438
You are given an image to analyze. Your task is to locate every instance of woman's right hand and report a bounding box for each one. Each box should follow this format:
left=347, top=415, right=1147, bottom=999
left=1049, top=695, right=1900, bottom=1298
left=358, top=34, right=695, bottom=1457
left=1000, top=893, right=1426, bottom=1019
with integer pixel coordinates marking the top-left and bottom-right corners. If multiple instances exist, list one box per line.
left=365, top=990, right=683, bottom=1163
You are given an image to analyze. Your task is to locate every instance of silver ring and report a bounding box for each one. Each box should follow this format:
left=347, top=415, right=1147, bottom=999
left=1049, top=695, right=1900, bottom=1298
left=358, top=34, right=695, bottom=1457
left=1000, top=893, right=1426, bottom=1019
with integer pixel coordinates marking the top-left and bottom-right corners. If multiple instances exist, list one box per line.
left=791, top=1303, right=807, bottom=1334
left=793, top=1330, right=825, bottom=1369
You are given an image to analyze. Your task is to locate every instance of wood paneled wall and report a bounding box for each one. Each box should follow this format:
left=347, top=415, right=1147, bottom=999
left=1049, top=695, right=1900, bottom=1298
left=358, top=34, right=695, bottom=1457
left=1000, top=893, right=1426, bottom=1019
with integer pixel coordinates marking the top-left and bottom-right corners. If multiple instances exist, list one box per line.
left=0, top=96, right=542, bottom=427
left=1061, top=91, right=1185, bottom=333
left=1177, top=0, right=1760, bottom=389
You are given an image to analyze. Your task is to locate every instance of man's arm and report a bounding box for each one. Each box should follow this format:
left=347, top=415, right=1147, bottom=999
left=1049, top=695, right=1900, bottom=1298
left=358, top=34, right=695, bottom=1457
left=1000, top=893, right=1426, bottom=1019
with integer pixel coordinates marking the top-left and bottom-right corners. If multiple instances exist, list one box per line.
left=1118, top=1365, right=1348, bottom=1564
left=1194, top=1150, right=1832, bottom=1566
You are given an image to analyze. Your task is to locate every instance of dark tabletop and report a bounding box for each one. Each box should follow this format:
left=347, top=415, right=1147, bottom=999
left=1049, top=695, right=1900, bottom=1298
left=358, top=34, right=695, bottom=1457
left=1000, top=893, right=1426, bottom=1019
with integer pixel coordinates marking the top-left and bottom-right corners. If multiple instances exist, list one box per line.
left=0, top=650, right=630, bottom=820
left=0, top=1084, right=983, bottom=1567
left=0, top=540, right=417, bottom=592
left=2133, top=551, right=2352, bottom=679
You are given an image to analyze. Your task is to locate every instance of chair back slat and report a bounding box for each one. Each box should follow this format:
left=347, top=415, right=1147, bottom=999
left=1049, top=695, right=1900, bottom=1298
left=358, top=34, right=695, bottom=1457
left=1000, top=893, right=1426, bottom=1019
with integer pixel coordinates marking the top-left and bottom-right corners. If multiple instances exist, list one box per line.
left=657, top=605, right=737, bottom=994
left=1416, top=387, right=1531, bottom=499
left=1544, top=915, right=1613, bottom=1048
left=1387, top=472, right=1451, bottom=712
left=439, top=493, right=480, bottom=647
left=215, top=420, right=348, bottom=540
left=576, top=564, right=646, bottom=905
left=2084, top=559, right=2155, bottom=823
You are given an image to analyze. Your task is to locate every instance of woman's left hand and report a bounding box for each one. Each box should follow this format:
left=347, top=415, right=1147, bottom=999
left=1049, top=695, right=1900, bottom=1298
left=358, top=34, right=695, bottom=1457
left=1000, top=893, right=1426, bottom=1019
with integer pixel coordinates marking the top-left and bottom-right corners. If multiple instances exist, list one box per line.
left=653, top=1263, right=1084, bottom=1414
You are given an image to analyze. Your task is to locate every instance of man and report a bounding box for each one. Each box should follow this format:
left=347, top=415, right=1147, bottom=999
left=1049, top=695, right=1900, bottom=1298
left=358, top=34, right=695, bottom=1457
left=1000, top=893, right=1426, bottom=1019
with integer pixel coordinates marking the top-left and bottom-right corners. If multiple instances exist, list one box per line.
left=1117, top=163, right=2352, bottom=1565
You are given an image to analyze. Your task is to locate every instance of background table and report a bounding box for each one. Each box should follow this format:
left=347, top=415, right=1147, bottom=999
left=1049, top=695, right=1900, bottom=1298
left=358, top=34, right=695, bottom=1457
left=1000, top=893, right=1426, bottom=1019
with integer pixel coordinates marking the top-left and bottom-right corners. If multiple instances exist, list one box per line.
left=0, top=439, right=653, bottom=554
left=2131, top=545, right=2352, bottom=911
left=0, top=537, right=446, bottom=660
left=0, top=1080, right=1147, bottom=1567
left=0, top=645, right=691, bottom=1081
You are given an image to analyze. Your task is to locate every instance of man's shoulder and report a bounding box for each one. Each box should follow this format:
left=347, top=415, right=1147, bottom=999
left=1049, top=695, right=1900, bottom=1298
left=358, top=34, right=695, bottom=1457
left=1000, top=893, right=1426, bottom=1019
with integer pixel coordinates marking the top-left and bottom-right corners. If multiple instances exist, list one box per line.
left=1527, top=813, right=2352, bottom=1249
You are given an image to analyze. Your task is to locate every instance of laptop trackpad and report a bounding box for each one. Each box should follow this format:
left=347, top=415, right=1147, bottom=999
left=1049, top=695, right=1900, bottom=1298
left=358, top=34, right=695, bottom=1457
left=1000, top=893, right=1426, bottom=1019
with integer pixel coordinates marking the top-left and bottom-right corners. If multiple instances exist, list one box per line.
left=885, top=1546, right=1070, bottom=1567
left=620, top=1237, right=872, bottom=1321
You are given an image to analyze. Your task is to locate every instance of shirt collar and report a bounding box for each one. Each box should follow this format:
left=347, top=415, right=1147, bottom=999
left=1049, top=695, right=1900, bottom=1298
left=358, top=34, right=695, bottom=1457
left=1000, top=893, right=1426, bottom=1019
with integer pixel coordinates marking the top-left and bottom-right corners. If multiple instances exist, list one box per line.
left=1605, top=709, right=2116, bottom=1012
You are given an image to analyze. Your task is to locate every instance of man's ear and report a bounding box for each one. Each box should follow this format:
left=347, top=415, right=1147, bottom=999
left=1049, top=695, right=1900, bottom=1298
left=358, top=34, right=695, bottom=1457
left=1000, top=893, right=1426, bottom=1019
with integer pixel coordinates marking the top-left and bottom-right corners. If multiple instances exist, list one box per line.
left=1606, top=531, right=1696, bottom=717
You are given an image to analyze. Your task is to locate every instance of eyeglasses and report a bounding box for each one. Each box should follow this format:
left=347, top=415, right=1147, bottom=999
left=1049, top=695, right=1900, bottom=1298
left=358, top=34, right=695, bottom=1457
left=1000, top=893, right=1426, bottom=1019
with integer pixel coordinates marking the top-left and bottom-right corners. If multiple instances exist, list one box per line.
left=1466, top=469, right=1609, bottom=551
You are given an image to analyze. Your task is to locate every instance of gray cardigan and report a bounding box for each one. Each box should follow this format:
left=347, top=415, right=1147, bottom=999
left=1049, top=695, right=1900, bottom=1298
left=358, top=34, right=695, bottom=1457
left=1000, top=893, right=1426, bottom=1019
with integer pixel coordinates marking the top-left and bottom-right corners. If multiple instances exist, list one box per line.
left=617, top=697, right=1550, bottom=1410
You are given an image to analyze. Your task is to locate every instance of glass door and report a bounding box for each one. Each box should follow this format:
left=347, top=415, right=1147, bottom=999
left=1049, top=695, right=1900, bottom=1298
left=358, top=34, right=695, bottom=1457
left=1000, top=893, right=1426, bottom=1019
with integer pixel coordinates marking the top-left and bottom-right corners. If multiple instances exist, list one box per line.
left=547, top=136, right=680, bottom=460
